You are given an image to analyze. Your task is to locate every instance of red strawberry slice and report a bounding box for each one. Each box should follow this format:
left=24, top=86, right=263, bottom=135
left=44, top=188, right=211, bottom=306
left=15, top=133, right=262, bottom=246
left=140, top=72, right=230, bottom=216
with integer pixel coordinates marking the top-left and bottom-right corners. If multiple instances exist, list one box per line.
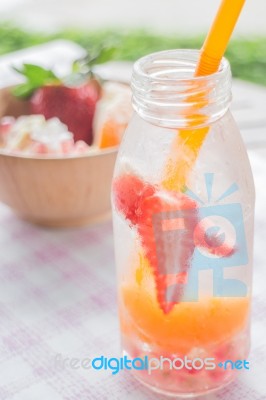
left=113, top=174, right=198, bottom=313
left=113, top=173, right=236, bottom=313
left=112, top=173, right=155, bottom=225
left=137, top=191, right=198, bottom=313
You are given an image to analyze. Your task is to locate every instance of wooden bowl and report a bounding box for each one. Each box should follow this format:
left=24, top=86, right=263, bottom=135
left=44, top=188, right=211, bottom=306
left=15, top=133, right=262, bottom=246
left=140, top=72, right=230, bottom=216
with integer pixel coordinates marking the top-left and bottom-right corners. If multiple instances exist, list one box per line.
left=0, top=149, right=117, bottom=227
left=0, top=51, right=134, bottom=228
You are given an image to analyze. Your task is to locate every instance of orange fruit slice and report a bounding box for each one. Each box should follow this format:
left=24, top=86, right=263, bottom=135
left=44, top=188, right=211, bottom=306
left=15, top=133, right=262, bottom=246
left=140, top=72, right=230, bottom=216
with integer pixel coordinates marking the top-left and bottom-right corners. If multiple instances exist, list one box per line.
left=120, top=256, right=250, bottom=354
left=98, top=119, right=126, bottom=149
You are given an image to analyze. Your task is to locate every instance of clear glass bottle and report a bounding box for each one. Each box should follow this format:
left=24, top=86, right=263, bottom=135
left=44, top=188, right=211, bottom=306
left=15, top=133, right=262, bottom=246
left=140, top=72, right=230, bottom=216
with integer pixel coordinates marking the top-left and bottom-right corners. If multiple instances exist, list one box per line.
left=112, top=50, right=255, bottom=397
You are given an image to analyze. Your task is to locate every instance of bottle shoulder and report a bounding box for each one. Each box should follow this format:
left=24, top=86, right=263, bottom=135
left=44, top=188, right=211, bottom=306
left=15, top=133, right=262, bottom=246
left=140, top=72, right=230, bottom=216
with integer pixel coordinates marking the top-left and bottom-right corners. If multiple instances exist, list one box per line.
left=115, top=111, right=255, bottom=203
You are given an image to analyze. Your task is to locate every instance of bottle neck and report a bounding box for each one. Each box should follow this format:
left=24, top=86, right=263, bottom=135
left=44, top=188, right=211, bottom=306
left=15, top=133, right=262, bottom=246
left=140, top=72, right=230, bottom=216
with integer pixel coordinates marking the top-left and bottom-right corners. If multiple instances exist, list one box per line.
left=131, top=49, right=232, bottom=129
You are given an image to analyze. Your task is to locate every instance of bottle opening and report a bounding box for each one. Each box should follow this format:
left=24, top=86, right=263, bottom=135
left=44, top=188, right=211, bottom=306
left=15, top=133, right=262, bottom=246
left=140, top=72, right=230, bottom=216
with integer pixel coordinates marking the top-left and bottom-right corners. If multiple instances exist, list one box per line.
left=131, top=49, right=232, bottom=128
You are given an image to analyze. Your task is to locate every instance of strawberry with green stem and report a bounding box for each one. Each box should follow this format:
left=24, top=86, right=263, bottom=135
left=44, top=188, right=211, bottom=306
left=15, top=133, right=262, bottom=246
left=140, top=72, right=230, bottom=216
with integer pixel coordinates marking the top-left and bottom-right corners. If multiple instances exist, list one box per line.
left=13, top=44, right=117, bottom=145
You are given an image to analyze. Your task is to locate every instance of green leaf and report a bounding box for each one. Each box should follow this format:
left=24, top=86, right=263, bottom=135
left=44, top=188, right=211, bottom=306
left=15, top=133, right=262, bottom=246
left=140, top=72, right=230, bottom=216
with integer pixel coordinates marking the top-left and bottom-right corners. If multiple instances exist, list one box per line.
left=93, top=45, right=117, bottom=65
left=12, top=83, right=36, bottom=98
left=12, top=63, right=61, bottom=98
left=72, top=41, right=120, bottom=77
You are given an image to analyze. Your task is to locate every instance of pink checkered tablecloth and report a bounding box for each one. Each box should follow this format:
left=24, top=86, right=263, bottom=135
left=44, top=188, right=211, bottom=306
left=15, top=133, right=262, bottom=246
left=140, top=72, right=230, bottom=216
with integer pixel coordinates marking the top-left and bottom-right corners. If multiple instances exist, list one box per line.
left=0, top=148, right=265, bottom=400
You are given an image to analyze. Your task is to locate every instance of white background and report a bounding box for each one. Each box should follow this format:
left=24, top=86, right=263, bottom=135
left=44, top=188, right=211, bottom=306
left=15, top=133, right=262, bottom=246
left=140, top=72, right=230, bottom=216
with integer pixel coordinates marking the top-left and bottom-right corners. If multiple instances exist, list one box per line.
left=0, top=0, right=265, bottom=35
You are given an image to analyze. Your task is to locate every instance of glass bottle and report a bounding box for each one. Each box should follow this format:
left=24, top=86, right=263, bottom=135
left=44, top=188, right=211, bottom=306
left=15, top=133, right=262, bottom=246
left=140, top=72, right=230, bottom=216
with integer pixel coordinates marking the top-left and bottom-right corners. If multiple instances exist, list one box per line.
left=112, top=49, right=255, bottom=397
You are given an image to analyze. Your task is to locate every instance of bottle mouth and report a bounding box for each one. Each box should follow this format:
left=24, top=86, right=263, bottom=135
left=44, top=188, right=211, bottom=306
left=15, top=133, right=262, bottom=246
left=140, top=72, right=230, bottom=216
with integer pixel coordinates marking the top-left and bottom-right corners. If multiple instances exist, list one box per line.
left=131, top=49, right=232, bottom=128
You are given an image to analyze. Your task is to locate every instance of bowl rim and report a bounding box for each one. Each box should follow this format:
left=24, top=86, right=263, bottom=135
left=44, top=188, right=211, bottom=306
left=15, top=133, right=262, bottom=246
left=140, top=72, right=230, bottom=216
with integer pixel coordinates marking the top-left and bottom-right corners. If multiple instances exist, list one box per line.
left=0, top=145, right=118, bottom=161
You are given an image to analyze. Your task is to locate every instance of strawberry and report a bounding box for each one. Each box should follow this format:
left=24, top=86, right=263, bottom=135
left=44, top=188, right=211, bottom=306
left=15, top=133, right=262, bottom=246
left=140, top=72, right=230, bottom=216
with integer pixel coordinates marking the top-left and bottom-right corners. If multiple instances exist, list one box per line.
left=30, top=83, right=99, bottom=144
left=112, top=174, right=155, bottom=225
left=137, top=191, right=198, bottom=313
left=113, top=173, right=238, bottom=313
left=0, top=117, right=14, bottom=146
left=113, top=174, right=198, bottom=313
left=13, top=45, right=118, bottom=145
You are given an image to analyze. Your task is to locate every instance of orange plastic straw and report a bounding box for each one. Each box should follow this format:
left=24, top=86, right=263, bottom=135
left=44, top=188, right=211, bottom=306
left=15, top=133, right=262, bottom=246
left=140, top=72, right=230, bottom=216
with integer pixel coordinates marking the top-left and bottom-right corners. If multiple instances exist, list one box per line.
left=162, top=0, right=246, bottom=191
left=196, top=0, right=246, bottom=76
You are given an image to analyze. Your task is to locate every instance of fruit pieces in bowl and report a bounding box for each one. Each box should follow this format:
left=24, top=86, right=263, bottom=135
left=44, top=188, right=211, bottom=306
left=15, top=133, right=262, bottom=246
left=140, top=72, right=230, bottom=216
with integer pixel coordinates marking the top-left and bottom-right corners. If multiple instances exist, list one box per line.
left=0, top=81, right=132, bottom=156
left=30, top=79, right=99, bottom=145
left=12, top=50, right=133, bottom=150
left=0, top=115, right=93, bottom=156
left=94, top=81, right=132, bottom=149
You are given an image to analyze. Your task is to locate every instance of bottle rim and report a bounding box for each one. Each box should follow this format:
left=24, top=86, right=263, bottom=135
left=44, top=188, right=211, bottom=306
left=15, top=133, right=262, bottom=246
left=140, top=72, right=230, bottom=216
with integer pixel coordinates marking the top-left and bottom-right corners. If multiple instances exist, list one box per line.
left=131, top=49, right=232, bottom=128
left=133, top=49, right=230, bottom=84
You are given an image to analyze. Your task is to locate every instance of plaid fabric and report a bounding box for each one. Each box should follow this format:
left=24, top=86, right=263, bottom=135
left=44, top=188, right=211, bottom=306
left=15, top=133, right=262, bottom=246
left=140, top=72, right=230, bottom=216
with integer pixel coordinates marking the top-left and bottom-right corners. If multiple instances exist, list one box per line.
left=0, top=149, right=265, bottom=399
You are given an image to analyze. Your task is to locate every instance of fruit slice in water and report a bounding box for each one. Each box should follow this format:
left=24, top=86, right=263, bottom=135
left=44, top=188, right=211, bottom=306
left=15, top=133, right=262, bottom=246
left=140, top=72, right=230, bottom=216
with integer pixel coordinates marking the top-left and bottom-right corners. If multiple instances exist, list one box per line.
left=121, top=255, right=250, bottom=354
left=113, top=174, right=197, bottom=313
left=137, top=190, right=197, bottom=313
left=113, top=173, right=236, bottom=313
left=112, top=174, right=155, bottom=226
